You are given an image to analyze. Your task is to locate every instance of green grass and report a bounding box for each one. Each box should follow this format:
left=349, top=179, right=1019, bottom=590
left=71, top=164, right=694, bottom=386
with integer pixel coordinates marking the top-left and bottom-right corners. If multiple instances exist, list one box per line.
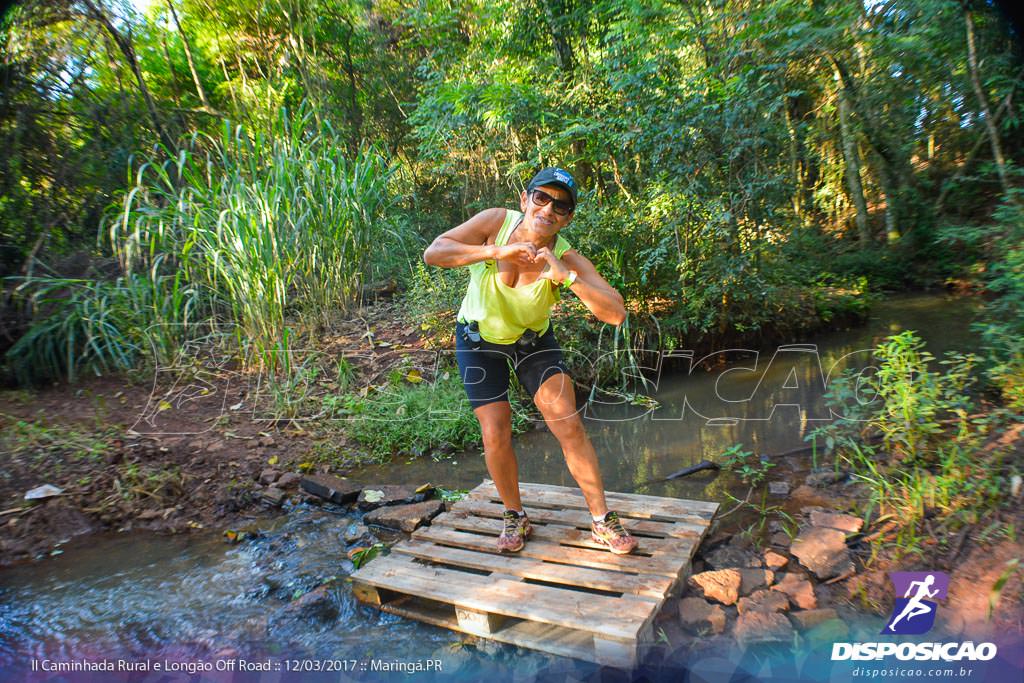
left=327, top=370, right=527, bottom=463
left=0, top=413, right=114, bottom=463
left=5, top=271, right=203, bottom=384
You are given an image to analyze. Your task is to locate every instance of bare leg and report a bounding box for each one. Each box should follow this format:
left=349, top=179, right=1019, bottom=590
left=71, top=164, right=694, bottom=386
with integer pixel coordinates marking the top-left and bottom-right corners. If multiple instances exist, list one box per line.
left=532, top=373, right=608, bottom=518
left=473, top=401, right=522, bottom=511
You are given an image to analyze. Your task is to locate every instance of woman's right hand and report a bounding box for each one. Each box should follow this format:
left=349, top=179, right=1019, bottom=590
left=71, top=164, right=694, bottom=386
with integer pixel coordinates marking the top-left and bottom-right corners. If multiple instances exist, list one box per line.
left=496, top=242, right=537, bottom=265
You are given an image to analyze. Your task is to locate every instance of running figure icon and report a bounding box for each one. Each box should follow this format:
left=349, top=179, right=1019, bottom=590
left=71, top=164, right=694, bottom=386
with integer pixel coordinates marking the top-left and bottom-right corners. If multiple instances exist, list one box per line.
left=887, top=574, right=939, bottom=632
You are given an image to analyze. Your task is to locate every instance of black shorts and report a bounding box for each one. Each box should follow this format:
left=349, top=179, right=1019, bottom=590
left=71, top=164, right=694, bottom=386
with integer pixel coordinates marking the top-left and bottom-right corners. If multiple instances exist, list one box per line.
left=455, top=321, right=570, bottom=410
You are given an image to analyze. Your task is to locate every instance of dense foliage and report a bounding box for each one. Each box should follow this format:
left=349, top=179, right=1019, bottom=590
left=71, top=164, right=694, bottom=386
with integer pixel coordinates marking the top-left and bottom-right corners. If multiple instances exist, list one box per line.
left=1, top=0, right=1021, bottom=404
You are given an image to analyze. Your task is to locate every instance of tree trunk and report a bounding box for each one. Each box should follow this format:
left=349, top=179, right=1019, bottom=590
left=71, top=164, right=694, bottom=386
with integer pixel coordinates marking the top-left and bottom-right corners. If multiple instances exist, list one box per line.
left=784, top=91, right=810, bottom=226
left=964, top=6, right=1012, bottom=197
left=877, top=164, right=900, bottom=243
left=81, top=0, right=175, bottom=152
left=829, top=59, right=906, bottom=237
left=164, top=0, right=212, bottom=112
left=934, top=67, right=1024, bottom=214
left=341, top=16, right=362, bottom=156
left=834, top=65, right=871, bottom=246
left=544, top=2, right=575, bottom=77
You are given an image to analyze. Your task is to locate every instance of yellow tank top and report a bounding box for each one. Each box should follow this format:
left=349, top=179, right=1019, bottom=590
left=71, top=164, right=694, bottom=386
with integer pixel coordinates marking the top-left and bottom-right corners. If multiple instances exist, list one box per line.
left=455, top=209, right=573, bottom=344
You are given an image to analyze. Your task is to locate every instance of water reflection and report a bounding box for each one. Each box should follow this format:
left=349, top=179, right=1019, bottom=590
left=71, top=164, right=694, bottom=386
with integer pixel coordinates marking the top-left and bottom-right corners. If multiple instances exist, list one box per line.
left=352, top=293, right=982, bottom=500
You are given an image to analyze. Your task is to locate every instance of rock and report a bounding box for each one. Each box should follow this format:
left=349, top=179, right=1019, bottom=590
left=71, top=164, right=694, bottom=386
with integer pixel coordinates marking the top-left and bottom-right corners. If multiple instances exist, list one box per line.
left=344, top=523, right=371, bottom=544
left=790, top=485, right=837, bottom=507
left=277, top=472, right=301, bottom=489
left=356, top=484, right=426, bottom=511
left=763, top=550, right=789, bottom=570
left=806, top=470, right=843, bottom=487
left=39, top=499, right=96, bottom=542
left=739, top=569, right=775, bottom=596
left=258, top=436, right=277, bottom=448
left=24, top=484, right=64, bottom=500
left=678, top=597, right=727, bottom=635
left=734, top=611, right=795, bottom=647
left=364, top=500, right=444, bottom=532
left=768, top=481, right=790, bottom=496
left=259, top=468, right=280, bottom=485
left=704, top=545, right=760, bottom=570
left=789, top=608, right=839, bottom=631
left=281, top=585, right=337, bottom=622
left=737, top=589, right=790, bottom=615
left=261, top=487, right=286, bottom=507
left=300, top=474, right=362, bottom=505
left=770, top=532, right=791, bottom=548
left=231, top=616, right=268, bottom=642
left=771, top=573, right=818, bottom=610
left=790, top=526, right=854, bottom=580
left=809, top=511, right=863, bottom=533
left=688, top=569, right=742, bottom=605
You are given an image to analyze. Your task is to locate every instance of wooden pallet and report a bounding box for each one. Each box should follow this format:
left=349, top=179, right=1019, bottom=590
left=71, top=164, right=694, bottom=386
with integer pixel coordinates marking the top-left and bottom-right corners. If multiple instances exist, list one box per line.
left=350, top=480, right=717, bottom=668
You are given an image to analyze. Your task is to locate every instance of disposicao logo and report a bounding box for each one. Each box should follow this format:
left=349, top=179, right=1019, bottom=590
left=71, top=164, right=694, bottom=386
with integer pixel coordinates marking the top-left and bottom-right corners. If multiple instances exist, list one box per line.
left=884, top=571, right=948, bottom=635
left=831, top=570, right=998, bottom=662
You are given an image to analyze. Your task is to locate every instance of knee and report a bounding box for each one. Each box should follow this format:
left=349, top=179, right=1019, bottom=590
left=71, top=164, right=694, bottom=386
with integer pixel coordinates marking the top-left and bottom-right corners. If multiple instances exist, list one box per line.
left=480, top=421, right=512, bottom=451
left=549, top=415, right=587, bottom=445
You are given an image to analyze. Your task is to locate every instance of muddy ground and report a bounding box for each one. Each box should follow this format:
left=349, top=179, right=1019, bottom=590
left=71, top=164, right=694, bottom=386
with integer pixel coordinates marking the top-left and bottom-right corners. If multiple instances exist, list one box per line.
left=0, top=301, right=441, bottom=564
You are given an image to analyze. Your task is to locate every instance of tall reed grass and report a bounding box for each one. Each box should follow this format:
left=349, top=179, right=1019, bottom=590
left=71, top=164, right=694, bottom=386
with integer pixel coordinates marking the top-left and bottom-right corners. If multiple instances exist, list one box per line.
left=108, top=107, right=401, bottom=358
left=6, top=107, right=408, bottom=383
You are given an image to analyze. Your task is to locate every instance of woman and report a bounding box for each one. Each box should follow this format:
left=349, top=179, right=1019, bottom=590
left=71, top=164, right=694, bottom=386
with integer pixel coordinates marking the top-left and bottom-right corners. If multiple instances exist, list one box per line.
left=423, top=167, right=638, bottom=555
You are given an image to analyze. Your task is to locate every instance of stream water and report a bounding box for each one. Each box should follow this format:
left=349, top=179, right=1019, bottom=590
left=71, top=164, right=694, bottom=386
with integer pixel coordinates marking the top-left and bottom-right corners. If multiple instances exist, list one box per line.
left=0, top=293, right=985, bottom=680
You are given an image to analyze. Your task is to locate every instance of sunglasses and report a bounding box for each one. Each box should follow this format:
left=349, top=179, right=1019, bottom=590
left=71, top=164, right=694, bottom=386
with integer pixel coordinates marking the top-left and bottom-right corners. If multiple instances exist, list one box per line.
left=530, top=189, right=575, bottom=216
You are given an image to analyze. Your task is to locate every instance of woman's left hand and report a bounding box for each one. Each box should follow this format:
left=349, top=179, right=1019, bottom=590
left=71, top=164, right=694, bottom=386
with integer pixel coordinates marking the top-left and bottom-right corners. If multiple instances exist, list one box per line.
left=534, top=247, right=571, bottom=284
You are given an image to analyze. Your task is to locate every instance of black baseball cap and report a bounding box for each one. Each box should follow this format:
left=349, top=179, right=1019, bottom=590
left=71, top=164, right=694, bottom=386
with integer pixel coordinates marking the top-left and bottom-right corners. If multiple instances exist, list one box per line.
left=527, top=167, right=578, bottom=208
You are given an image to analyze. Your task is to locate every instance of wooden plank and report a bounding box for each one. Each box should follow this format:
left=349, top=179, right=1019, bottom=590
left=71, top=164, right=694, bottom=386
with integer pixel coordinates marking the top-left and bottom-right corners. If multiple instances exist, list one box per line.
left=394, top=539, right=673, bottom=598
left=352, top=582, right=383, bottom=606
left=497, top=619, right=608, bottom=665
left=412, top=525, right=684, bottom=577
left=379, top=597, right=602, bottom=664
left=450, top=498, right=709, bottom=538
left=596, top=619, right=654, bottom=668
left=351, top=554, right=653, bottom=641
left=456, top=606, right=506, bottom=636
left=470, top=481, right=718, bottom=521
left=511, top=480, right=719, bottom=517
left=431, top=510, right=693, bottom=556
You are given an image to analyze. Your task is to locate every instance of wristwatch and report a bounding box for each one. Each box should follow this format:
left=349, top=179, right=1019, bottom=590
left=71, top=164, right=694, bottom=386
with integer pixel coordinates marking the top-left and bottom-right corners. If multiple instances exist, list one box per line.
left=562, top=270, right=578, bottom=288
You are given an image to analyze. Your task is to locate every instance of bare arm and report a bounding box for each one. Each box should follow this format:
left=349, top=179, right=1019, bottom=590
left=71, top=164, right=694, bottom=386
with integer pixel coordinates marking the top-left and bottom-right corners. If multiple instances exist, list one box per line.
left=536, top=248, right=627, bottom=326
left=423, top=208, right=536, bottom=268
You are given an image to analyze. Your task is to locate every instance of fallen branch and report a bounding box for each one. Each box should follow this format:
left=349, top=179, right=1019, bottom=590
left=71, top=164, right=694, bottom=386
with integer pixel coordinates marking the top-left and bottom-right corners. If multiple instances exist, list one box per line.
left=665, top=459, right=720, bottom=480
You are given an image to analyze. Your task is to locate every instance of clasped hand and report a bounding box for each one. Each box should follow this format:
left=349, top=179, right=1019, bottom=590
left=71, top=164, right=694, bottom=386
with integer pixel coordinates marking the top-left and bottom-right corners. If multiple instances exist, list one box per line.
left=497, top=242, right=570, bottom=283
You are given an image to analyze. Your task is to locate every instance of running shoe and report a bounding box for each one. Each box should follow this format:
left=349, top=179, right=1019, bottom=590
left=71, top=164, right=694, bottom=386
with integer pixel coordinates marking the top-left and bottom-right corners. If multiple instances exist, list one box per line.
left=591, top=511, right=639, bottom=555
left=497, top=509, right=531, bottom=553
